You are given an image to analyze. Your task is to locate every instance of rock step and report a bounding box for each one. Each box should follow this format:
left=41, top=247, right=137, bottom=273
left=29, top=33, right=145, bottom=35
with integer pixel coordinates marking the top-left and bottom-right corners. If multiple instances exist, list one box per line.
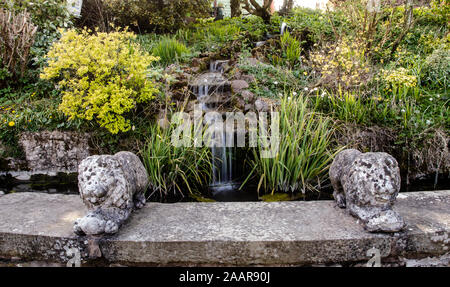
left=189, top=72, right=231, bottom=95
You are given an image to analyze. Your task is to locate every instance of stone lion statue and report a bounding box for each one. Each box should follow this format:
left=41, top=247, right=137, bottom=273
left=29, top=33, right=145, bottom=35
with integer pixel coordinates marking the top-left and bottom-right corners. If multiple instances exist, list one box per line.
left=330, top=149, right=406, bottom=233
left=74, top=151, right=149, bottom=236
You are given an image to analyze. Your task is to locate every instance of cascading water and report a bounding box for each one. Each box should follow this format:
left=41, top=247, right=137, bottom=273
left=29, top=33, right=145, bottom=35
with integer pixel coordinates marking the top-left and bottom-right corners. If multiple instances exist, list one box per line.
left=281, top=22, right=288, bottom=35
left=194, top=60, right=235, bottom=192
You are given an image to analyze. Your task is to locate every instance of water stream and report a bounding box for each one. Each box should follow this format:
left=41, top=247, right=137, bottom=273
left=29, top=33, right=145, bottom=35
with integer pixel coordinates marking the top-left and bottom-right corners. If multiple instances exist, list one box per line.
left=195, top=61, right=236, bottom=194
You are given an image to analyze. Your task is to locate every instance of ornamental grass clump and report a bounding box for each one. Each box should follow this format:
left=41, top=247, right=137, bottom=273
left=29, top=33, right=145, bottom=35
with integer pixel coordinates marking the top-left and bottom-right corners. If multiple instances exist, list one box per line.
left=151, top=36, right=189, bottom=66
left=141, top=122, right=211, bottom=198
left=41, top=28, right=159, bottom=134
left=252, top=94, right=338, bottom=194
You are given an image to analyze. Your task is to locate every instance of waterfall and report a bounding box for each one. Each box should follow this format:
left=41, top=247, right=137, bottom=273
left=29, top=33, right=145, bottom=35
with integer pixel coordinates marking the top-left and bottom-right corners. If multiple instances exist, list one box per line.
left=194, top=60, right=234, bottom=190
left=281, top=22, right=288, bottom=35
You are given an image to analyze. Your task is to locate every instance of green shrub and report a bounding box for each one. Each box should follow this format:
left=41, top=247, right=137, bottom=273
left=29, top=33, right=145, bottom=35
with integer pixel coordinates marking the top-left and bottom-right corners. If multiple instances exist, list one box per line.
left=237, top=55, right=303, bottom=99
left=141, top=122, right=211, bottom=198
left=182, top=19, right=245, bottom=52
left=288, top=7, right=347, bottom=43
left=422, top=44, right=450, bottom=90
left=152, top=36, right=189, bottom=66
left=314, top=89, right=370, bottom=125
left=102, top=0, right=211, bottom=33
left=40, top=28, right=159, bottom=134
left=251, top=94, right=337, bottom=194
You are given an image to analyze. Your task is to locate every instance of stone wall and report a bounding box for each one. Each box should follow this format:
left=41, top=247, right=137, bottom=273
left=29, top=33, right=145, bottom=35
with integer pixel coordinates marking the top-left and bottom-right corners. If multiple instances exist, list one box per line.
left=18, top=131, right=91, bottom=173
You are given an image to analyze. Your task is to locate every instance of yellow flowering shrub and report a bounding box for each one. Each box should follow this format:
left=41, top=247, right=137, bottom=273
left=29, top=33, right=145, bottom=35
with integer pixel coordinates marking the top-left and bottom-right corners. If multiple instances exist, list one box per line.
left=41, top=28, right=159, bottom=134
left=310, top=37, right=372, bottom=90
left=382, top=67, right=417, bottom=89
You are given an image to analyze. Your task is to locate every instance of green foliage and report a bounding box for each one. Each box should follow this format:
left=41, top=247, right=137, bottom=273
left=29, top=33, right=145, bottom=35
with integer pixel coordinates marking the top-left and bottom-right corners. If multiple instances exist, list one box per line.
left=251, top=94, right=337, bottom=194
left=314, top=89, right=369, bottom=125
left=179, top=16, right=281, bottom=53
left=151, top=36, right=190, bottom=66
left=180, top=18, right=247, bottom=52
left=382, top=67, right=418, bottom=91
left=0, top=88, right=78, bottom=157
left=237, top=54, right=306, bottom=99
left=421, top=44, right=450, bottom=90
left=102, top=0, right=211, bottom=33
left=41, top=28, right=159, bottom=134
left=141, top=122, right=211, bottom=198
left=277, top=32, right=301, bottom=67
left=287, top=7, right=348, bottom=43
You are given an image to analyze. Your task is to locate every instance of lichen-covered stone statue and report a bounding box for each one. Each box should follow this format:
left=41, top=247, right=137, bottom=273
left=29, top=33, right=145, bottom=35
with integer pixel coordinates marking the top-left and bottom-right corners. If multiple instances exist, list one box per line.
left=74, top=151, right=149, bottom=236
left=330, top=149, right=406, bottom=233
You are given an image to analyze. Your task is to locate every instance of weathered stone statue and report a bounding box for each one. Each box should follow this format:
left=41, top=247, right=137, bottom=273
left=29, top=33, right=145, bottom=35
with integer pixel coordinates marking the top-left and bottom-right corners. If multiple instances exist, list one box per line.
left=74, top=151, right=148, bottom=236
left=330, top=149, right=406, bottom=232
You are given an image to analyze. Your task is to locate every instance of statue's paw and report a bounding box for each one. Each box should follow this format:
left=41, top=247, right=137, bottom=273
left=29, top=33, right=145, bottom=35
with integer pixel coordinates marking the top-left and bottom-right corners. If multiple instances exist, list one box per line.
left=104, top=220, right=119, bottom=234
left=134, top=200, right=145, bottom=209
left=133, top=193, right=146, bottom=209
left=73, top=218, right=86, bottom=236
left=334, top=193, right=346, bottom=208
left=73, top=214, right=107, bottom=236
left=365, top=210, right=405, bottom=233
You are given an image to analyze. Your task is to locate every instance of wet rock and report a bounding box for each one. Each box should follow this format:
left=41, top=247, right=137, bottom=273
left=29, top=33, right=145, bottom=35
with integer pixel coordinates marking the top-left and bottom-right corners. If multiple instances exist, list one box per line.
left=240, top=57, right=261, bottom=67
left=234, top=97, right=246, bottom=110
left=254, top=98, right=278, bottom=112
left=244, top=104, right=254, bottom=112
left=190, top=72, right=231, bottom=95
left=255, top=41, right=266, bottom=47
left=74, top=151, right=148, bottom=236
left=240, top=74, right=256, bottom=84
left=254, top=98, right=268, bottom=112
left=241, top=90, right=255, bottom=103
left=231, top=80, right=249, bottom=94
left=210, top=60, right=230, bottom=72
left=330, top=150, right=405, bottom=233
left=19, top=131, right=91, bottom=173
left=0, top=191, right=4, bottom=197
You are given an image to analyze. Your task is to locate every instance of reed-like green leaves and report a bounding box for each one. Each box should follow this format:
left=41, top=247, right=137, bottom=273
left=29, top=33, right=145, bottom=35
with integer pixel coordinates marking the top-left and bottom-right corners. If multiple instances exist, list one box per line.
left=252, top=94, right=337, bottom=194
left=151, top=36, right=189, bottom=66
left=140, top=122, right=211, bottom=198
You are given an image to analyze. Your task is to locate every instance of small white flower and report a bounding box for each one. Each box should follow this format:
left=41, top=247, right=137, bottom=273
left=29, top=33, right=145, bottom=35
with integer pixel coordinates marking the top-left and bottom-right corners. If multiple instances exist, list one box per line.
left=426, top=120, right=431, bottom=125
left=287, top=97, right=291, bottom=100
left=320, top=92, right=326, bottom=98
left=274, top=81, right=279, bottom=85
left=312, top=87, right=318, bottom=92
left=401, top=109, right=405, bottom=113
left=292, top=91, right=297, bottom=96
left=304, top=87, right=309, bottom=91
left=429, top=98, right=433, bottom=101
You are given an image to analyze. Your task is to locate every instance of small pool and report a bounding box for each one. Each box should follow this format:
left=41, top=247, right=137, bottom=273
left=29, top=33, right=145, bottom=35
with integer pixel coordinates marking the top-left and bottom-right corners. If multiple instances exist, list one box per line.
left=1, top=172, right=448, bottom=202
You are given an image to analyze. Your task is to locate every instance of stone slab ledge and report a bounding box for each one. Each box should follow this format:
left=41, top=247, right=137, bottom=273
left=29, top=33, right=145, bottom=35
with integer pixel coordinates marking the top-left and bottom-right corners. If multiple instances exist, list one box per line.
left=0, top=191, right=449, bottom=266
